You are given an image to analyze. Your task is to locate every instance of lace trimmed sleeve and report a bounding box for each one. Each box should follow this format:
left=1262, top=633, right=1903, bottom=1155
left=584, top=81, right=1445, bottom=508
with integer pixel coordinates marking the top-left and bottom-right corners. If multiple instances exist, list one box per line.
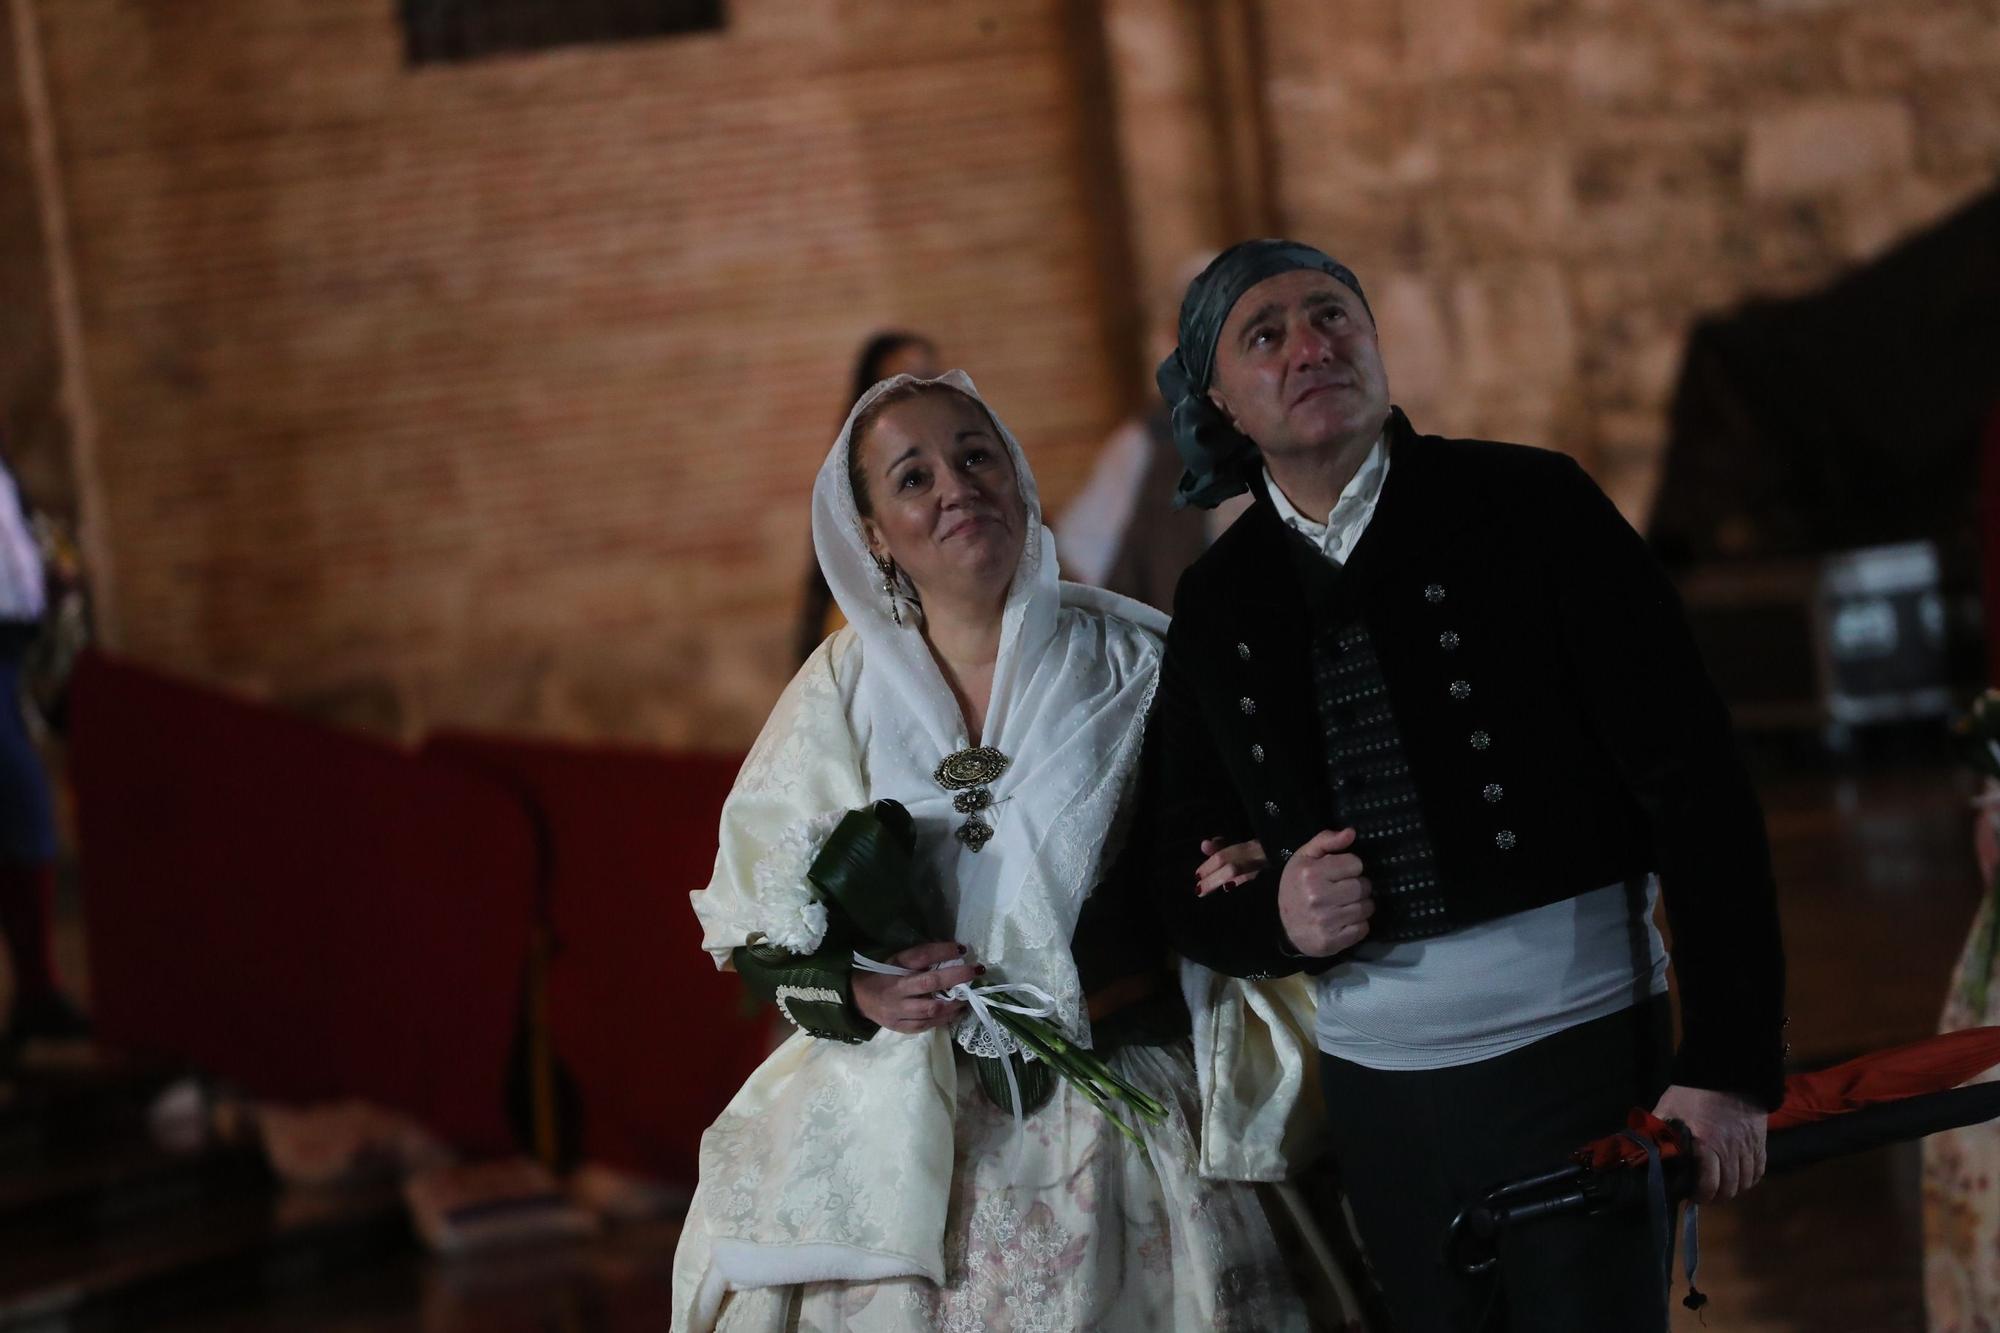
left=692, top=632, right=869, bottom=969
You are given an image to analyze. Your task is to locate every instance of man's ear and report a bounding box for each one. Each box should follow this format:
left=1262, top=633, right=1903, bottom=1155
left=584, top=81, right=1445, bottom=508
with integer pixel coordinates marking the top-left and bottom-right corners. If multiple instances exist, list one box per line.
left=1206, top=386, right=1242, bottom=432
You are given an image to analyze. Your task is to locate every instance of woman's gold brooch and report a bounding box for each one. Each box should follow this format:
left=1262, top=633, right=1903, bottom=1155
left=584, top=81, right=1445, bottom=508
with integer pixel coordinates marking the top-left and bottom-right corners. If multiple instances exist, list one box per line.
left=934, top=746, right=1010, bottom=851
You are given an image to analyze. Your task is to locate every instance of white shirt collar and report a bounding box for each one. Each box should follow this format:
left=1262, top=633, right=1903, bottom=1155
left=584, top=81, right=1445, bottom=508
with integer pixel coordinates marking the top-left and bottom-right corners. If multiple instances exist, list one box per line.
left=1262, top=435, right=1390, bottom=565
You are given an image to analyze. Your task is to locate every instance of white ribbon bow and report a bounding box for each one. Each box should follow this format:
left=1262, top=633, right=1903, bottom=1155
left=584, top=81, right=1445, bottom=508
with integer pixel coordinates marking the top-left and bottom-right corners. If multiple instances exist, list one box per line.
left=851, top=951, right=1060, bottom=1182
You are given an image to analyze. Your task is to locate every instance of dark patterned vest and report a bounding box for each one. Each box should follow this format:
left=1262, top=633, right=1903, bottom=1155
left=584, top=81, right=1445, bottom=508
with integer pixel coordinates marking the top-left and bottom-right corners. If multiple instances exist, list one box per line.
left=1290, top=531, right=1453, bottom=941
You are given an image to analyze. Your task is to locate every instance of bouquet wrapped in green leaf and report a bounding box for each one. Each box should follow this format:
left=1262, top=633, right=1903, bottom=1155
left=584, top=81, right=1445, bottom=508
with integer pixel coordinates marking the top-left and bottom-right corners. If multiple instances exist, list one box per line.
left=808, top=800, right=1167, bottom=1152
left=1953, top=689, right=2000, bottom=1014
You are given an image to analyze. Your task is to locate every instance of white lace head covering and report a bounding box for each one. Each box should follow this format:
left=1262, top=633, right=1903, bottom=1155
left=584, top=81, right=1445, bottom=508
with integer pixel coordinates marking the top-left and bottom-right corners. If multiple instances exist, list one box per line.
left=811, top=370, right=1162, bottom=1049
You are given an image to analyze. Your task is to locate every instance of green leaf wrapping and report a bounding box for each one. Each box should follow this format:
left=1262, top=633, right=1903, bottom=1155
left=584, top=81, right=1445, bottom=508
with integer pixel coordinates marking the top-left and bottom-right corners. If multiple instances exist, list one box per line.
left=806, top=800, right=932, bottom=960
left=804, top=798, right=1169, bottom=1138
left=734, top=941, right=880, bottom=1045
left=973, top=1051, right=1058, bottom=1118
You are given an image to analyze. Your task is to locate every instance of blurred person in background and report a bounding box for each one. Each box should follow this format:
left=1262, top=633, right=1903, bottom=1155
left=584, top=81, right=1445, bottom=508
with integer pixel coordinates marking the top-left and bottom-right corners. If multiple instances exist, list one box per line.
left=790, top=330, right=940, bottom=665
left=1923, top=400, right=2000, bottom=1331
left=0, top=445, right=84, bottom=1056
left=1055, top=255, right=1248, bottom=612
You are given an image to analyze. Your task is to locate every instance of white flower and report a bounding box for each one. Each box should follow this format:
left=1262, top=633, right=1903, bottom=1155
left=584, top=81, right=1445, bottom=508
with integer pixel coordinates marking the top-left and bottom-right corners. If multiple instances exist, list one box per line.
left=751, top=811, right=844, bottom=955
left=762, top=898, right=829, bottom=955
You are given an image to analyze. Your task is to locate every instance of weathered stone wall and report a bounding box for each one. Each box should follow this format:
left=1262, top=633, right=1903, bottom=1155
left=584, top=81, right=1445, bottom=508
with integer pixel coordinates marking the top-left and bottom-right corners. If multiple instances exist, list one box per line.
left=1258, top=0, right=2000, bottom=517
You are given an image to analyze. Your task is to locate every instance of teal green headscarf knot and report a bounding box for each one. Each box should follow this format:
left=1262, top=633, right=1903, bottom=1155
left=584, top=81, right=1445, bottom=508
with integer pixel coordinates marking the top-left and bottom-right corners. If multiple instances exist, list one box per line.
left=1154, top=239, right=1370, bottom=509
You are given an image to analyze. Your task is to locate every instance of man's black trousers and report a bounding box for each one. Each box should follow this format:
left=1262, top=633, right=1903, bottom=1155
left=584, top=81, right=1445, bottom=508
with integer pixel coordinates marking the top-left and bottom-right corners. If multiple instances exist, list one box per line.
left=1319, top=998, right=1675, bottom=1332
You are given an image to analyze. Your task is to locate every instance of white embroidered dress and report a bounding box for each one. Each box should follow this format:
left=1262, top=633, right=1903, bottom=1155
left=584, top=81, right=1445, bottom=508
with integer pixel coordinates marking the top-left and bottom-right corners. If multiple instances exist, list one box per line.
left=670, top=373, right=1321, bottom=1332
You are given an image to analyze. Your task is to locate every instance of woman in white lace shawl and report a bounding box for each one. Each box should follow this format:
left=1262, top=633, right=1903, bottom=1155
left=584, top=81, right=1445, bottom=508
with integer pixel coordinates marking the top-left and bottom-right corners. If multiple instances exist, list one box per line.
left=671, top=372, right=1342, bottom=1332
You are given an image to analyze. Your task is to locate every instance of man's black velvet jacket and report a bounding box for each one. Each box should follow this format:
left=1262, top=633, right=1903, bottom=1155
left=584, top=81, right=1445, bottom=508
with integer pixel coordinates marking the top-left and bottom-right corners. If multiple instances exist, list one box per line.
left=1145, top=409, right=1788, bottom=1106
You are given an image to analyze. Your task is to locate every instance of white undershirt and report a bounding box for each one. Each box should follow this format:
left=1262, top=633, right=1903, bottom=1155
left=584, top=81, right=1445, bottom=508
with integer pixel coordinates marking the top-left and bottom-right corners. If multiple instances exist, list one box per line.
left=1316, top=879, right=1669, bottom=1070
left=1264, top=443, right=1669, bottom=1069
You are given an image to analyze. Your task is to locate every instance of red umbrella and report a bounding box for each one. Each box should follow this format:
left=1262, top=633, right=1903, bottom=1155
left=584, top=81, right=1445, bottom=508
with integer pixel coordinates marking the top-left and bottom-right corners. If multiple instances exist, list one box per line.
left=1448, top=1028, right=2000, bottom=1297
left=1767, top=1026, right=2000, bottom=1130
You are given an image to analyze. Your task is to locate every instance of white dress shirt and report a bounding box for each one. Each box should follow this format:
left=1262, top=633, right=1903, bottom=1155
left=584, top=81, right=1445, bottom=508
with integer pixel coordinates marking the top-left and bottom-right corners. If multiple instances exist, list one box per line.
left=1261, top=435, right=1389, bottom=567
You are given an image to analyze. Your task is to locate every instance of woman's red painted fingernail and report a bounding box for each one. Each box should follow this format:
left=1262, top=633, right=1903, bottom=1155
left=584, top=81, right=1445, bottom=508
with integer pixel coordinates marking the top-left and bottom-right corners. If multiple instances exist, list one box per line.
left=957, top=944, right=968, bottom=955
left=975, top=964, right=987, bottom=975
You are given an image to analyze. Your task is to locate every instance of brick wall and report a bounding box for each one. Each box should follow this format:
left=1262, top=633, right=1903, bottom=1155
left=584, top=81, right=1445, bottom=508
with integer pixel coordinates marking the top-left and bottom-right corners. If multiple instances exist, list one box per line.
left=8, top=0, right=1997, bottom=747
left=1258, top=0, right=2000, bottom=519
left=0, top=3, right=70, bottom=508
left=16, top=0, right=1126, bottom=746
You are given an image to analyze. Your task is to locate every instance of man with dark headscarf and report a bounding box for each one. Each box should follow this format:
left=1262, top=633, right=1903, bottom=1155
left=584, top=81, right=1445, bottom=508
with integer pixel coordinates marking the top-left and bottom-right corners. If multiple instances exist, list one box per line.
left=1142, top=240, right=1787, bottom=1331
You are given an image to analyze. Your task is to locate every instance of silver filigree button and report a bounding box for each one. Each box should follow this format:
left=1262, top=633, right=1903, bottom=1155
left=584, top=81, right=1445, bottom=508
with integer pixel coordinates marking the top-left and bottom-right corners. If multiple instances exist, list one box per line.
left=1250, top=744, right=1266, bottom=763
left=1495, top=829, right=1517, bottom=850
left=1264, top=800, right=1280, bottom=816
left=1449, top=681, right=1472, bottom=701
left=1482, top=783, right=1504, bottom=803
left=1239, top=696, right=1257, bottom=715
left=1424, top=583, right=1446, bottom=604
left=1236, top=642, right=1252, bottom=661
left=1440, top=631, right=1461, bottom=651
left=1470, top=730, right=1492, bottom=751
left=1278, top=847, right=1293, bottom=862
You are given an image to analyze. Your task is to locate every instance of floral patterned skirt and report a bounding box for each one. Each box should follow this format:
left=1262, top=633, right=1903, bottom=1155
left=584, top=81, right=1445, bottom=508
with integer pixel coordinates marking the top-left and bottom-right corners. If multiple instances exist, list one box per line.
left=1926, top=886, right=2000, bottom=1332
left=704, top=1040, right=1312, bottom=1333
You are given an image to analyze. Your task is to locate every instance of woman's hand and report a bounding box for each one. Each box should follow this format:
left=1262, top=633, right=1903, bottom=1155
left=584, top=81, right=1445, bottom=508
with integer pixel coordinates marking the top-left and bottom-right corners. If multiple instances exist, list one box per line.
left=852, top=941, right=980, bottom=1034
left=1194, top=837, right=1268, bottom=897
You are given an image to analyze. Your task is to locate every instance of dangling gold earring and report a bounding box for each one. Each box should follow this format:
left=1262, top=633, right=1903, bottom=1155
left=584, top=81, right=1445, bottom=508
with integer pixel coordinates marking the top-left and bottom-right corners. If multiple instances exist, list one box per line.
left=874, top=554, right=903, bottom=626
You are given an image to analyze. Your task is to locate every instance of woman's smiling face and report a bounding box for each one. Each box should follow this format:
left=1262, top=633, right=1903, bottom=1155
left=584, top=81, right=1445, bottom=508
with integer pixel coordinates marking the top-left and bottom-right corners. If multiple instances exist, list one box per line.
left=854, top=388, right=1026, bottom=608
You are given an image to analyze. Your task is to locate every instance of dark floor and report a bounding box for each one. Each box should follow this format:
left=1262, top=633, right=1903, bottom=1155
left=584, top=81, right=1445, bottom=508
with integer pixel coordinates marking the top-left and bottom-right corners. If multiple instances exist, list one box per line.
left=1, top=742, right=1984, bottom=1332
left=1665, top=743, right=1979, bottom=1333
left=139, top=1221, right=686, bottom=1333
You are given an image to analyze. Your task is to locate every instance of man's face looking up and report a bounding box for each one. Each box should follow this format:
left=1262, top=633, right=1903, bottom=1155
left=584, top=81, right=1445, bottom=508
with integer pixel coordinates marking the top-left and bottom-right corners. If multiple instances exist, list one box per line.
left=1206, top=268, right=1392, bottom=465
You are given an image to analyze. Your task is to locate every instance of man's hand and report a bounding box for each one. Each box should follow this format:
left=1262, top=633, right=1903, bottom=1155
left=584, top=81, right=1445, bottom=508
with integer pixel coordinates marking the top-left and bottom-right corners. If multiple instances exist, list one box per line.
left=1276, top=828, right=1373, bottom=956
left=1652, top=1084, right=1768, bottom=1202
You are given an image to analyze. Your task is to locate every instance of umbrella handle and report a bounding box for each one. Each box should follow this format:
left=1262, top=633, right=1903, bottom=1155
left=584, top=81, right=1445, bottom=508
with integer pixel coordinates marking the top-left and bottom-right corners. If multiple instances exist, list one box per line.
left=1446, top=1202, right=1504, bottom=1277
left=1447, top=1163, right=1588, bottom=1276
left=1483, top=1161, right=1588, bottom=1204
left=1445, top=1149, right=1700, bottom=1279
left=1447, top=1181, right=1595, bottom=1276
